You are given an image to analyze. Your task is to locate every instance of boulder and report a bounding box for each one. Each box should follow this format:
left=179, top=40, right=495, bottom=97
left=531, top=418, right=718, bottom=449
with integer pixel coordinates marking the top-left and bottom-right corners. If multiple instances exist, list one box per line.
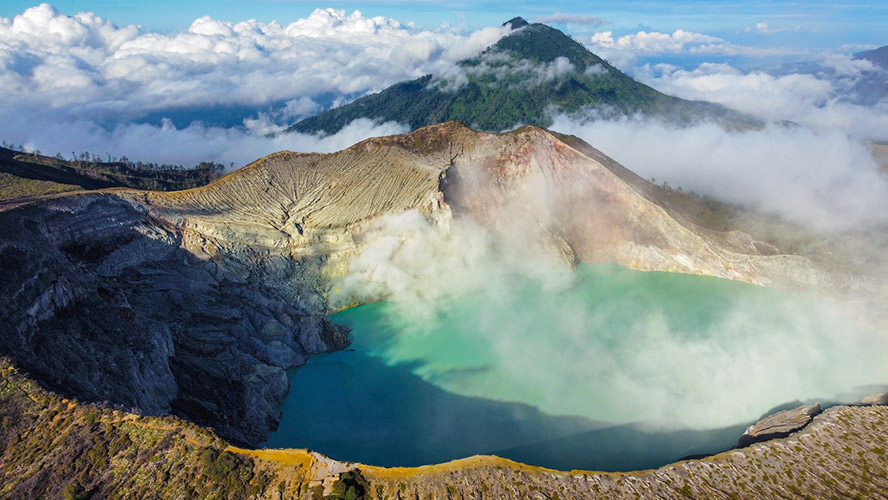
left=859, top=392, right=888, bottom=405
left=737, top=403, right=821, bottom=448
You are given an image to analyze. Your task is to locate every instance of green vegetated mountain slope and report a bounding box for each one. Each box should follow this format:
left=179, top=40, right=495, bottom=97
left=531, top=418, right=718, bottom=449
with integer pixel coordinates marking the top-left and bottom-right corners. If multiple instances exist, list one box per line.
left=0, top=146, right=222, bottom=203
left=288, top=18, right=757, bottom=134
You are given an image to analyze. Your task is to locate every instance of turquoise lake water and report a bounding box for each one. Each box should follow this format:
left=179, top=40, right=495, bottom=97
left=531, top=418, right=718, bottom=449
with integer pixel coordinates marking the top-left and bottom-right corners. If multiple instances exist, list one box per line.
left=263, top=264, right=885, bottom=471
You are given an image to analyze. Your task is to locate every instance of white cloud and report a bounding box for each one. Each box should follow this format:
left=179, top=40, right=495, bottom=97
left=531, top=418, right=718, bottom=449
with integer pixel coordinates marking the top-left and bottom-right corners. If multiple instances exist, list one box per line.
left=551, top=115, right=888, bottom=231
left=581, top=29, right=736, bottom=69
left=580, top=29, right=807, bottom=70
left=745, top=22, right=801, bottom=34
left=433, top=53, right=578, bottom=92
left=590, top=29, right=725, bottom=54
left=0, top=3, right=511, bottom=167
left=816, top=52, right=877, bottom=77
left=4, top=108, right=407, bottom=169
left=584, top=63, right=606, bottom=76
left=640, top=62, right=833, bottom=117
left=0, top=4, right=510, bottom=122
left=635, top=61, right=888, bottom=141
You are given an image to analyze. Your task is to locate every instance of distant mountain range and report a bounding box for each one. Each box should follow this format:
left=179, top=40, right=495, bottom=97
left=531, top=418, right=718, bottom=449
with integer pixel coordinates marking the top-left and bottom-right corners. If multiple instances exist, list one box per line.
left=762, top=44, right=888, bottom=107
left=851, top=45, right=888, bottom=106
left=856, top=45, right=888, bottom=70
left=287, top=18, right=758, bottom=134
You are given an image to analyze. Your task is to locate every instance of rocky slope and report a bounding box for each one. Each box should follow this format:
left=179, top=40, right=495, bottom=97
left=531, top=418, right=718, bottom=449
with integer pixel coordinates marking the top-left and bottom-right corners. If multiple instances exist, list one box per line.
left=1, top=358, right=886, bottom=499
left=0, top=122, right=862, bottom=447
left=0, top=192, right=349, bottom=446
left=140, top=122, right=855, bottom=292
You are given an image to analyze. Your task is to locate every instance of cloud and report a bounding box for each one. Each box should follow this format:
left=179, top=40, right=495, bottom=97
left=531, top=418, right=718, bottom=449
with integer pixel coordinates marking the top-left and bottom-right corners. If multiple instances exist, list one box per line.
left=579, top=29, right=807, bottom=69
left=584, top=63, right=606, bottom=76
left=432, top=52, right=579, bottom=92
left=639, top=62, right=833, bottom=117
left=816, top=53, right=877, bottom=77
left=635, top=61, right=888, bottom=140
left=536, top=13, right=607, bottom=26
left=0, top=3, right=510, bottom=166
left=588, top=29, right=725, bottom=55
left=0, top=5, right=509, bottom=119
left=745, top=22, right=801, bottom=34
left=4, top=109, right=407, bottom=169
left=577, top=55, right=888, bottom=229
left=550, top=115, right=888, bottom=232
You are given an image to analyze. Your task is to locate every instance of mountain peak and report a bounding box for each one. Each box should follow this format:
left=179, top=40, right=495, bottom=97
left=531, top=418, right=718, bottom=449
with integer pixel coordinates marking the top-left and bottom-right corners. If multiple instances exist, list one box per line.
left=287, top=17, right=757, bottom=135
left=502, top=17, right=529, bottom=29
left=488, top=21, right=605, bottom=70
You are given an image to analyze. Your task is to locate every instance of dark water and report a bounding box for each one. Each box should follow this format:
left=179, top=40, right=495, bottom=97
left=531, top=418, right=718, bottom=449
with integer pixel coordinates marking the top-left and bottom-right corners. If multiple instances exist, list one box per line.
left=263, top=264, right=885, bottom=470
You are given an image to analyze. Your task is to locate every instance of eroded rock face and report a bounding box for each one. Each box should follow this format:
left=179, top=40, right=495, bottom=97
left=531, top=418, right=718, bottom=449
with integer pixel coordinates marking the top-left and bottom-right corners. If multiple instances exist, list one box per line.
left=0, top=194, right=349, bottom=445
left=139, top=122, right=855, bottom=293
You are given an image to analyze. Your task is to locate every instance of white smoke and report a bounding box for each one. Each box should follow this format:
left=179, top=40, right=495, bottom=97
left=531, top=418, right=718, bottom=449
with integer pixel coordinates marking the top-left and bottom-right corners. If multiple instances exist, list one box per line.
left=328, top=209, right=888, bottom=428
left=550, top=115, right=888, bottom=231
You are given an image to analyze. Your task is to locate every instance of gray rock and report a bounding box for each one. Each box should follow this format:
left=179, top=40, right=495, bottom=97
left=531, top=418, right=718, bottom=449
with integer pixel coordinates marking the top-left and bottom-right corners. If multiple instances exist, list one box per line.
left=296, top=315, right=351, bottom=354
left=0, top=195, right=351, bottom=446
left=859, top=392, right=888, bottom=405
left=737, top=403, right=821, bottom=448
left=263, top=340, right=306, bottom=367
left=260, top=318, right=290, bottom=342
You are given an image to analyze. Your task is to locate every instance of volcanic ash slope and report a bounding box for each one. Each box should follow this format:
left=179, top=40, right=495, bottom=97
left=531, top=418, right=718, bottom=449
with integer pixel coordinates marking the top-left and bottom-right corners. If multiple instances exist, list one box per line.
left=141, top=121, right=849, bottom=294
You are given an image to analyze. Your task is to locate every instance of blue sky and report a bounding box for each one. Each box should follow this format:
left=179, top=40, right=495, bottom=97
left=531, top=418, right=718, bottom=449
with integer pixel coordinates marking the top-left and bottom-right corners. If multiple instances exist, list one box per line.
left=1, top=1, right=886, bottom=51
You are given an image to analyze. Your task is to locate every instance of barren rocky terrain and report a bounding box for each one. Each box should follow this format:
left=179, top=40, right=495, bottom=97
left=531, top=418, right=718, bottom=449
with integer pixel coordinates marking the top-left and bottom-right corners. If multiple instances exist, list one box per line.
left=1, top=358, right=885, bottom=499
left=0, top=122, right=883, bottom=498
